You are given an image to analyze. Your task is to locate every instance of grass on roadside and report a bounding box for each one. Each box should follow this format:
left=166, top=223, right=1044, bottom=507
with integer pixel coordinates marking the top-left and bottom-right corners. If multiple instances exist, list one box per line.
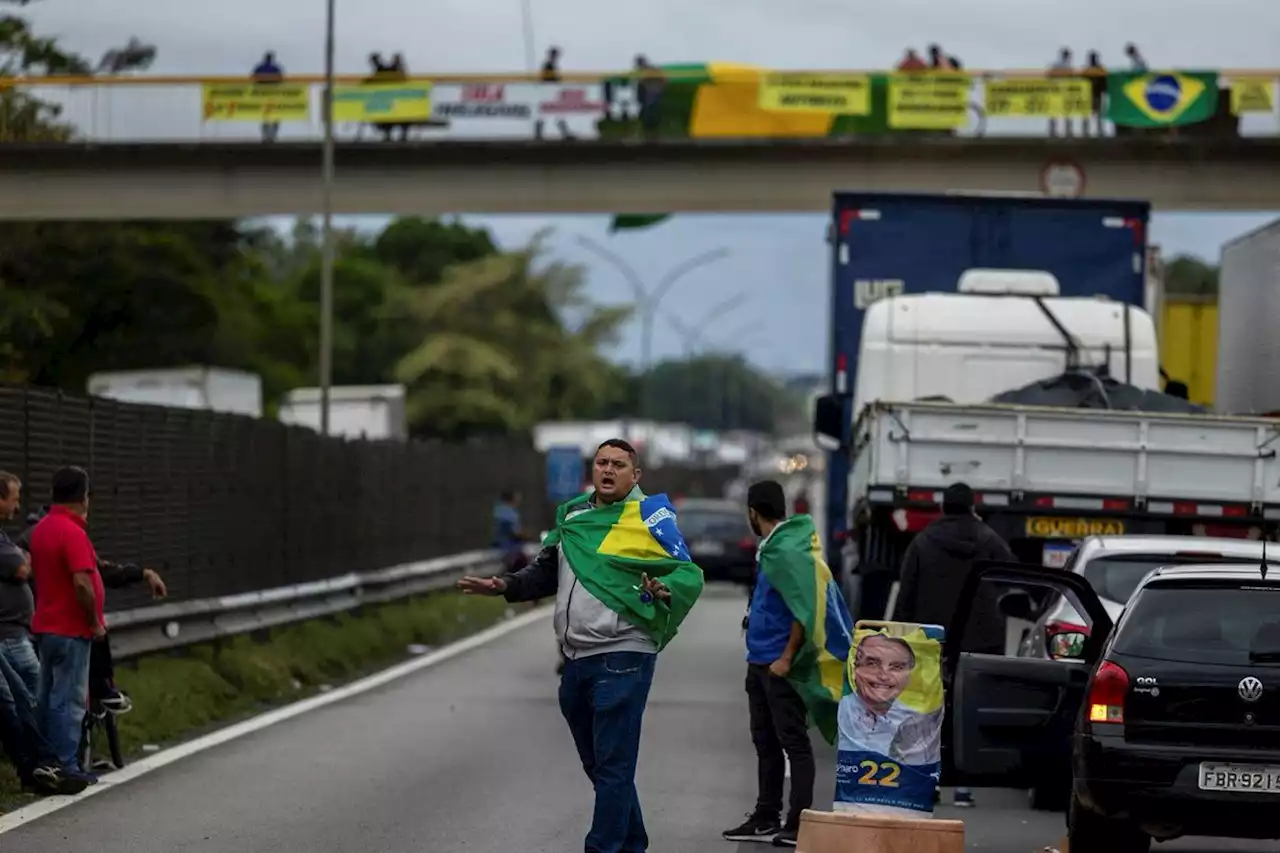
left=0, top=590, right=518, bottom=811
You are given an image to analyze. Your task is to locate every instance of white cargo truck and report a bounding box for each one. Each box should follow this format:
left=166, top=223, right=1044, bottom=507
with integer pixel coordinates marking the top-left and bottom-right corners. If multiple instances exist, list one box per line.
left=86, top=366, right=263, bottom=417
left=814, top=270, right=1280, bottom=621
left=278, top=385, right=408, bottom=441
left=1216, top=217, right=1280, bottom=416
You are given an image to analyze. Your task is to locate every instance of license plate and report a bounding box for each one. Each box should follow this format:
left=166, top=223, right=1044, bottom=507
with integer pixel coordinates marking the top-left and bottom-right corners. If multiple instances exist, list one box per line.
left=1025, top=516, right=1126, bottom=538
left=1198, top=762, right=1280, bottom=793
left=1042, top=543, right=1075, bottom=569
left=693, top=540, right=724, bottom=556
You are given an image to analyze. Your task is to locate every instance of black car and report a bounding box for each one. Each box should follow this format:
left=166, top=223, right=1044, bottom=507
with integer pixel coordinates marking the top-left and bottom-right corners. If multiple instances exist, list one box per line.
left=675, top=498, right=756, bottom=584
left=947, top=560, right=1280, bottom=851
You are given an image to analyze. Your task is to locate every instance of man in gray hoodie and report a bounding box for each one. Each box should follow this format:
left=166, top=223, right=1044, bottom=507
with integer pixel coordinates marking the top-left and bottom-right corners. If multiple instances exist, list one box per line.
left=458, top=438, right=675, bottom=853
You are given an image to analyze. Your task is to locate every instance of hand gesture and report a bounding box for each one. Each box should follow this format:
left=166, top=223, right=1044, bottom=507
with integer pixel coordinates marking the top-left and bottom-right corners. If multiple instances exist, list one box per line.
left=143, top=568, right=168, bottom=600
left=639, top=573, right=670, bottom=602
left=457, top=576, right=508, bottom=596
left=93, top=621, right=107, bottom=640
left=768, top=656, right=792, bottom=678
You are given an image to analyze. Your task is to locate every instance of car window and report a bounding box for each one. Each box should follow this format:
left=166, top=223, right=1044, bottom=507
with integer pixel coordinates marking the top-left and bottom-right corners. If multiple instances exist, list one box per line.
left=678, top=510, right=749, bottom=539
left=1113, top=583, right=1280, bottom=665
left=1083, top=555, right=1261, bottom=603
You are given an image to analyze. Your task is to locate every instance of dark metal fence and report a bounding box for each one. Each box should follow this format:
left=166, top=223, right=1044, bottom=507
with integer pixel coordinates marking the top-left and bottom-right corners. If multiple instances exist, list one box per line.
left=0, top=385, right=738, bottom=611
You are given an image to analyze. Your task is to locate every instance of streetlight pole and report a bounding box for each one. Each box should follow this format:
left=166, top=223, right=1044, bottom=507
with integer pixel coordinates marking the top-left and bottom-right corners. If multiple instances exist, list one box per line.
left=318, top=0, right=337, bottom=436
left=520, top=0, right=536, bottom=72
left=663, top=294, right=751, bottom=357
left=574, top=236, right=730, bottom=419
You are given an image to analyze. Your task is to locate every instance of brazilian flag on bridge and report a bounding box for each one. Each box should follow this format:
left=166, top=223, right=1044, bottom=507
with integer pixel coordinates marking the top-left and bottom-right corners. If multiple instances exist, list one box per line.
left=604, top=61, right=895, bottom=233
left=1107, top=70, right=1219, bottom=127
left=757, top=513, right=854, bottom=744
left=542, top=489, right=705, bottom=651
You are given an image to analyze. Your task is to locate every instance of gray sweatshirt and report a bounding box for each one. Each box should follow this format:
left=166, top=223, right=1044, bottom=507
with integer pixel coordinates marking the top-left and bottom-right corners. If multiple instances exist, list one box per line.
left=0, top=529, right=33, bottom=641
left=502, top=486, right=657, bottom=660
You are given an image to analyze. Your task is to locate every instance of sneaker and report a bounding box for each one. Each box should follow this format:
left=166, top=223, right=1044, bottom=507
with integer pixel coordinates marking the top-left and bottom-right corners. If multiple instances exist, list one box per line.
left=101, top=689, right=133, bottom=715
left=68, top=769, right=99, bottom=786
left=772, top=827, right=798, bottom=847
left=952, top=789, right=975, bottom=808
left=723, top=813, right=781, bottom=843
left=32, top=766, right=89, bottom=796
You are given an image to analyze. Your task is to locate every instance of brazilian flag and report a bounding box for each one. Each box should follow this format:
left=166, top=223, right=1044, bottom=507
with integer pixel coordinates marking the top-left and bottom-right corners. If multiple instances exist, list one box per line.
left=542, top=490, right=705, bottom=650
left=1107, top=70, right=1219, bottom=127
left=758, top=514, right=854, bottom=744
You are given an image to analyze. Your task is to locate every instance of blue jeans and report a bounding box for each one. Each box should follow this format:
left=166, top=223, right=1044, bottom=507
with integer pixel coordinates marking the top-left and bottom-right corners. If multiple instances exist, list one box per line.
left=1, top=635, right=41, bottom=707
left=36, top=634, right=91, bottom=772
left=0, top=652, right=40, bottom=778
left=559, top=651, right=656, bottom=853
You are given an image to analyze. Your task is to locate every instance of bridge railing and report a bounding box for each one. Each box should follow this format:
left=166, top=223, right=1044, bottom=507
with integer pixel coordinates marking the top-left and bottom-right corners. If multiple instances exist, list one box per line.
left=0, top=68, right=1276, bottom=144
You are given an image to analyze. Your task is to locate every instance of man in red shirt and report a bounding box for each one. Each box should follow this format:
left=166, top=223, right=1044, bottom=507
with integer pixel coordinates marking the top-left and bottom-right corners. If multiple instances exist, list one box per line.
left=29, top=466, right=103, bottom=783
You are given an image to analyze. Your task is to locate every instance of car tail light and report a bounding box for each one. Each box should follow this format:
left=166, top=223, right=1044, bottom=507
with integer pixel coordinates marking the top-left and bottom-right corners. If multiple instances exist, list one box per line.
left=1045, top=621, right=1090, bottom=659
left=738, top=536, right=756, bottom=551
left=1088, top=661, right=1129, bottom=725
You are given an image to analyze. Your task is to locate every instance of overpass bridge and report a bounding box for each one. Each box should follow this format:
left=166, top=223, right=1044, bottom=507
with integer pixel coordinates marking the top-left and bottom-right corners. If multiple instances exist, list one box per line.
left=4, top=136, right=1279, bottom=219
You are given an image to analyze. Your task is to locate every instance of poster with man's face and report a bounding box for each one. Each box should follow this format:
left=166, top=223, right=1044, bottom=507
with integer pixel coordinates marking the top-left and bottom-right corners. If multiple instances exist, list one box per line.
left=834, top=620, right=946, bottom=817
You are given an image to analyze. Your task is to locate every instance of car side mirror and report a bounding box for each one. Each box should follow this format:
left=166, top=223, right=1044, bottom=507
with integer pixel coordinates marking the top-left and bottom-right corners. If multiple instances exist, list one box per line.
left=998, top=590, right=1036, bottom=621
left=813, top=394, right=846, bottom=451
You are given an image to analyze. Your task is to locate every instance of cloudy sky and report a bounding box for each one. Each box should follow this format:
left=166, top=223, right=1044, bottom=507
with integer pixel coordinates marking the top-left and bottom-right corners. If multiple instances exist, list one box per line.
left=28, top=0, right=1280, bottom=373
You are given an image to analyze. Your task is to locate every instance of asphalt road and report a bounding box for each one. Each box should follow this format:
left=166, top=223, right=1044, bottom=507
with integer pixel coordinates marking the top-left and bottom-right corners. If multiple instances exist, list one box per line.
left=1, top=586, right=1270, bottom=852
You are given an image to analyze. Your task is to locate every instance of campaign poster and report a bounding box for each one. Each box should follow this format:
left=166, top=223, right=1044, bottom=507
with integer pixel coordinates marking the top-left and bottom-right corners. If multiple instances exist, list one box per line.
left=834, top=620, right=946, bottom=817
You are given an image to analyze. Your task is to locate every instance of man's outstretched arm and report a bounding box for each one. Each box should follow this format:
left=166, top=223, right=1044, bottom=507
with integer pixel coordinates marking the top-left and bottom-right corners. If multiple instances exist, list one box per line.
left=501, top=545, right=559, bottom=602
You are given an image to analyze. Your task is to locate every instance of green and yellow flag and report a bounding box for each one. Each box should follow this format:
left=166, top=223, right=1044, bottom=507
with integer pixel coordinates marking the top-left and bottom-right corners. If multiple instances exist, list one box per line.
left=1107, top=70, right=1219, bottom=127
left=543, top=491, right=705, bottom=651
left=758, top=514, right=854, bottom=744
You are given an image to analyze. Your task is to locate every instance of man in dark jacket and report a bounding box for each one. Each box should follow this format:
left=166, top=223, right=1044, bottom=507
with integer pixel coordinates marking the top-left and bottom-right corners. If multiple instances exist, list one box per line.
left=893, top=481, right=1014, bottom=809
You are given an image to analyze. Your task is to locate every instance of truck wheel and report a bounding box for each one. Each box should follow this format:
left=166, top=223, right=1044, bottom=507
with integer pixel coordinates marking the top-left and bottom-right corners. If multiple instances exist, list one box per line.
left=1068, top=794, right=1148, bottom=853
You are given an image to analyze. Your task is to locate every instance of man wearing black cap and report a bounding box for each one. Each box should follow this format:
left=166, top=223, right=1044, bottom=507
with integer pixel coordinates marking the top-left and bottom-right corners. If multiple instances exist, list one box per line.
left=893, top=482, right=1014, bottom=808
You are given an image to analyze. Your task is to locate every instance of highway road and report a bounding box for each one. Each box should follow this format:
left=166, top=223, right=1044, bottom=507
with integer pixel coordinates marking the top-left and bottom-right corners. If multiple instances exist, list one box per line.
left=0, top=587, right=1269, bottom=852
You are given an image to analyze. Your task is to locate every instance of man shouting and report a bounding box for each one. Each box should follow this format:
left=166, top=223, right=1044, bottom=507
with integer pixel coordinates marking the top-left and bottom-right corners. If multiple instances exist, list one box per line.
left=459, top=438, right=704, bottom=853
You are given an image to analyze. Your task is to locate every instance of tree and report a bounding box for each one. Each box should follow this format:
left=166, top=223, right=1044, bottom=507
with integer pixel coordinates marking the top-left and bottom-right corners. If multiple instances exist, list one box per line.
left=395, top=233, right=632, bottom=439
left=1164, top=254, right=1218, bottom=298
left=643, top=354, right=796, bottom=433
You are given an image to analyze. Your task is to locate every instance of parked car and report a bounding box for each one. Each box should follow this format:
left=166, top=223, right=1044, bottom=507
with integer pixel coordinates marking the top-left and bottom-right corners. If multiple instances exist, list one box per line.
left=1012, top=535, right=1272, bottom=810
left=948, top=559, right=1280, bottom=851
left=1019, top=536, right=1271, bottom=662
left=674, top=497, right=756, bottom=583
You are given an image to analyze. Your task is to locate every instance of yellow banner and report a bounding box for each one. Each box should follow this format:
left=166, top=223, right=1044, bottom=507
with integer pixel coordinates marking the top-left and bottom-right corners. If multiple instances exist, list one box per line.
left=758, top=73, right=871, bottom=115
left=333, top=81, right=432, bottom=123
left=201, top=83, right=310, bottom=121
left=1230, top=77, right=1277, bottom=114
left=888, top=75, right=970, bottom=129
left=985, top=78, right=1093, bottom=117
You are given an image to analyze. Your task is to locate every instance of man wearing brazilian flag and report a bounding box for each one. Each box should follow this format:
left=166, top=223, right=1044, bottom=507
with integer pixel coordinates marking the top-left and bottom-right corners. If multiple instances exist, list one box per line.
left=458, top=438, right=704, bottom=853
left=723, top=481, right=853, bottom=848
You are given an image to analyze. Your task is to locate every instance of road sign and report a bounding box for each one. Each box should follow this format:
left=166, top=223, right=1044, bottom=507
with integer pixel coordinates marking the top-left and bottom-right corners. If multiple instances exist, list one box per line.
left=546, top=446, right=584, bottom=503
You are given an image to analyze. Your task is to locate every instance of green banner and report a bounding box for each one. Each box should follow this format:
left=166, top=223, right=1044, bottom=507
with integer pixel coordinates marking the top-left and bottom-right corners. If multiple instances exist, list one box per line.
left=1107, top=71, right=1218, bottom=127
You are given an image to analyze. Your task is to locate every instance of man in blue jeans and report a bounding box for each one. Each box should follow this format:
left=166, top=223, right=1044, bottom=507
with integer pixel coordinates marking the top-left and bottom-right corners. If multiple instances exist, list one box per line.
left=29, top=466, right=104, bottom=786
left=459, top=438, right=694, bottom=853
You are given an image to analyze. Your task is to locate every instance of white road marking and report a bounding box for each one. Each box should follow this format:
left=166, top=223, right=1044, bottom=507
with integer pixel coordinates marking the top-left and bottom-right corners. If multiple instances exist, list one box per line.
left=0, top=604, right=553, bottom=835
left=785, top=757, right=791, bottom=779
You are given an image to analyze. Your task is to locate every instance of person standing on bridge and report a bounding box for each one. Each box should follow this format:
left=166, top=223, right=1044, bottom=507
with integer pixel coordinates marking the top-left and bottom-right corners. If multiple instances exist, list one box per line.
left=251, top=51, right=284, bottom=143
left=458, top=438, right=705, bottom=853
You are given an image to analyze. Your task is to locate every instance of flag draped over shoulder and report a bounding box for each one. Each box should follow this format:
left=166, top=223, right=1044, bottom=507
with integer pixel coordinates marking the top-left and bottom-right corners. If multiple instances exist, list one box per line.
left=543, top=491, right=705, bottom=651
left=758, top=514, right=854, bottom=744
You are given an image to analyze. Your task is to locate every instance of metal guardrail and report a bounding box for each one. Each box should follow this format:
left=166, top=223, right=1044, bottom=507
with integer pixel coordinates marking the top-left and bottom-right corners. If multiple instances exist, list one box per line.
left=105, top=548, right=503, bottom=659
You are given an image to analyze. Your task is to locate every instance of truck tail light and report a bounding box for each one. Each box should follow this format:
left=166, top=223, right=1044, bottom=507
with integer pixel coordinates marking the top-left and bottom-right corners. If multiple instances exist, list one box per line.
left=1045, top=621, right=1090, bottom=659
left=1088, top=661, right=1129, bottom=725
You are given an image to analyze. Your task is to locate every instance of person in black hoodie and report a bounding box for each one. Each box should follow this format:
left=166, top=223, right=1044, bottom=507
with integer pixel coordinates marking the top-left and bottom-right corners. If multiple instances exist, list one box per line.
left=893, top=481, right=1014, bottom=809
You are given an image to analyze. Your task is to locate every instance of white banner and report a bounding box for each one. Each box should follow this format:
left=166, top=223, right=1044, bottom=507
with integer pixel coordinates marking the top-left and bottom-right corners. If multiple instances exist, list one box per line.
left=430, top=82, right=604, bottom=138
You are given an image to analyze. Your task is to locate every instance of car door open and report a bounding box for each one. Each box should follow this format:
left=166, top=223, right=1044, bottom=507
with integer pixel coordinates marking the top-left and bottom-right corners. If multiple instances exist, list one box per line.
left=945, top=561, right=1114, bottom=787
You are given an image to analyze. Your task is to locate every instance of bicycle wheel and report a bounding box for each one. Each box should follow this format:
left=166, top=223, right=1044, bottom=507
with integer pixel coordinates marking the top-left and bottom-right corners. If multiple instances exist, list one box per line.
left=105, top=712, right=124, bottom=769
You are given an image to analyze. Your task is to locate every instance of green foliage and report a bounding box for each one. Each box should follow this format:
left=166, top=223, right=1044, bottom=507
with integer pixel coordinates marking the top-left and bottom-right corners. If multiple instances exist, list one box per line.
left=642, top=354, right=797, bottom=433
left=1165, top=254, right=1219, bottom=298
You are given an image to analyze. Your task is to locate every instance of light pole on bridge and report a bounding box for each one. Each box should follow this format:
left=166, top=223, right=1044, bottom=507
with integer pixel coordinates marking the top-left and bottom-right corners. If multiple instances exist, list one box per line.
left=317, top=0, right=337, bottom=436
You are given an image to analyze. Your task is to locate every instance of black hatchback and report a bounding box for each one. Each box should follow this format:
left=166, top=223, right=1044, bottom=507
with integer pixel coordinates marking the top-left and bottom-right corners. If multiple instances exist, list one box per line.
left=946, top=560, right=1280, bottom=852
left=674, top=498, right=757, bottom=584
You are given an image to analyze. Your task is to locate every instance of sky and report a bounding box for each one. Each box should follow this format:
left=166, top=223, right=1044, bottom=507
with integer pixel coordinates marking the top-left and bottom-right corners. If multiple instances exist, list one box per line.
left=25, top=0, right=1280, bottom=374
